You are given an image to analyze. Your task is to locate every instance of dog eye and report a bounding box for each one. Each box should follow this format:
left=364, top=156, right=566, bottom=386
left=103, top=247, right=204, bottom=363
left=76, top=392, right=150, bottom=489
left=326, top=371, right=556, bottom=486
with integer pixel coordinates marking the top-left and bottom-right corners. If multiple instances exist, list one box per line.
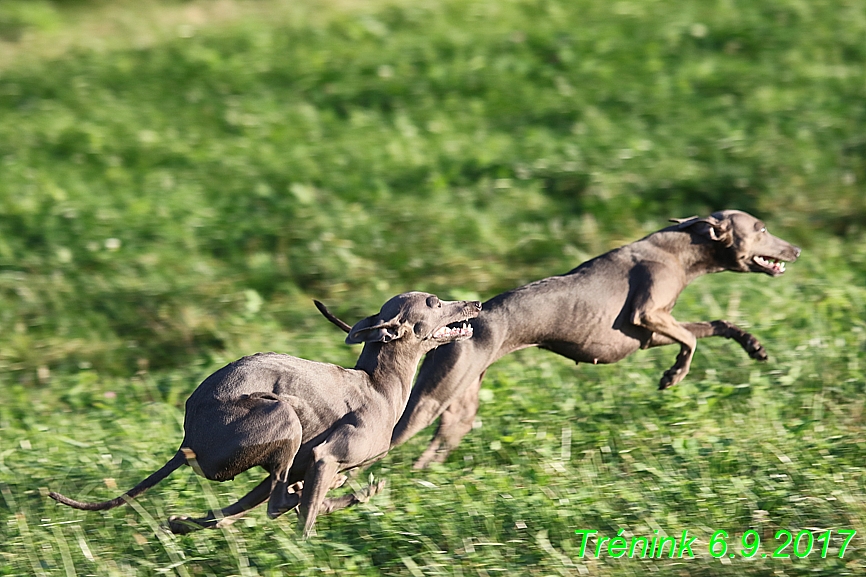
left=426, top=296, right=441, bottom=308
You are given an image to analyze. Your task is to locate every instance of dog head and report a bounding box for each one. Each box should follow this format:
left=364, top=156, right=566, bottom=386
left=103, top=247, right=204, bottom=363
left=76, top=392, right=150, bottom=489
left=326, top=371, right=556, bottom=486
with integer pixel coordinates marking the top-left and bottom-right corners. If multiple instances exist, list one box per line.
left=345, top=292, right=481, bottom=348
left=671, top=210, right=800, bottom=276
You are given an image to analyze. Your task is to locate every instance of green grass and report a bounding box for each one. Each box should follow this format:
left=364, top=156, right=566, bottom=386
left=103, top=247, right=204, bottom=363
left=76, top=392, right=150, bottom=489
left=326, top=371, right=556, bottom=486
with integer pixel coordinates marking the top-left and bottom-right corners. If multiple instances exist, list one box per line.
left=1, top=0, right=865, bottom=574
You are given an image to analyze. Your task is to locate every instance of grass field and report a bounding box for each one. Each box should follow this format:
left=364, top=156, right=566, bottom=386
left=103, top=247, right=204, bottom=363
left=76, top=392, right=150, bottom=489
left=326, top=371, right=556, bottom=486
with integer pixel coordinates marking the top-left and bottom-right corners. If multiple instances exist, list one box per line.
left=1, top=0, right=865, bottom=575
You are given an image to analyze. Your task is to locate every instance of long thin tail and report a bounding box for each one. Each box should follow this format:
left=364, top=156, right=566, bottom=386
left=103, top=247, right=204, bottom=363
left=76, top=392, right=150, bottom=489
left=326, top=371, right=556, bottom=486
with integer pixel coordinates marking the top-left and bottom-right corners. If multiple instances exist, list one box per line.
left=49, top=451, right=186, bottom=511
left=313, top=300, right=352, bottom=333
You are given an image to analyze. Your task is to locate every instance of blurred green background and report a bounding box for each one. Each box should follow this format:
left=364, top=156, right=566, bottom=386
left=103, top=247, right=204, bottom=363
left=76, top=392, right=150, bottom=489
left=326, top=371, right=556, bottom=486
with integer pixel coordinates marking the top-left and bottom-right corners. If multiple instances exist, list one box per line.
left=0, top=0, right=865, bottom=575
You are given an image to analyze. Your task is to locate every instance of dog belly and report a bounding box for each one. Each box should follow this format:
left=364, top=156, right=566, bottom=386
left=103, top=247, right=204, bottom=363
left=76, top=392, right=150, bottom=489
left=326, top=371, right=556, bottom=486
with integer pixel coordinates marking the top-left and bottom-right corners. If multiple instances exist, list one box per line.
left=540, top=332, right=643, bottom=365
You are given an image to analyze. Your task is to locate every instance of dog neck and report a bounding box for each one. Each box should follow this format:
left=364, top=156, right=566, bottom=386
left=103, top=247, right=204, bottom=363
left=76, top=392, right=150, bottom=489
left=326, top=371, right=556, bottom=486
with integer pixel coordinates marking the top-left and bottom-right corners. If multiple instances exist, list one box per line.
left=649, top=230, right=729, bottom=281
left=353, top=341, right=427, bottom=417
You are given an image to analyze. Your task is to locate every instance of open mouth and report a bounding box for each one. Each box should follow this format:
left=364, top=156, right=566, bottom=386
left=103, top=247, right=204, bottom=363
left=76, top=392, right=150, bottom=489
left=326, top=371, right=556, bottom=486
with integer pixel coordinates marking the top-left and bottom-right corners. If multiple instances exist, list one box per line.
left=753, top=255, right=787, bottom=275
left=432, top=322, right=473, bottom=341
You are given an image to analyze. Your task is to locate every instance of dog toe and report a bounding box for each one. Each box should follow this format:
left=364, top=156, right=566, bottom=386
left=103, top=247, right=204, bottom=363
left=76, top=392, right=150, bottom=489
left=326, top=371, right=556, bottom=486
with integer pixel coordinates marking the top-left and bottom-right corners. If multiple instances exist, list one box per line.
left=167, top=516, right=200, bottom=535
left=659, top=365, right=687, bottom=389
left=356, top=479, right=387, bottom=503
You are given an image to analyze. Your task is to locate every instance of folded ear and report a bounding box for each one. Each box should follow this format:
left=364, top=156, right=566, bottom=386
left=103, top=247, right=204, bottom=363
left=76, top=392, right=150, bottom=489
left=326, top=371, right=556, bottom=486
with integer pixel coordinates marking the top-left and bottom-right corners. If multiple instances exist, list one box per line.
left=669, top=216, right=700, bottom=225
left=345, top=315, right=401, bottom=345
left=670, top=215, right=733, bottom=247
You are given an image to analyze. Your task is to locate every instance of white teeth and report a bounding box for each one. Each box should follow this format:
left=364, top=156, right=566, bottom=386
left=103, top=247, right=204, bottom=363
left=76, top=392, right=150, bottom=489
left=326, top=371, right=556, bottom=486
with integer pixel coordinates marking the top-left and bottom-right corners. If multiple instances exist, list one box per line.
left=753, top=255, right=786, bottom=273
left=432, top=322, right=473, bottom=339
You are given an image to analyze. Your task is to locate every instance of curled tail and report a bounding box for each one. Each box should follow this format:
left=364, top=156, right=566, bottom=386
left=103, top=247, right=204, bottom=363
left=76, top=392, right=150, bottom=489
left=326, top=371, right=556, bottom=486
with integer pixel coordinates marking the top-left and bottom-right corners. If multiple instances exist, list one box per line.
left=49, top=451, right=186, bottom=511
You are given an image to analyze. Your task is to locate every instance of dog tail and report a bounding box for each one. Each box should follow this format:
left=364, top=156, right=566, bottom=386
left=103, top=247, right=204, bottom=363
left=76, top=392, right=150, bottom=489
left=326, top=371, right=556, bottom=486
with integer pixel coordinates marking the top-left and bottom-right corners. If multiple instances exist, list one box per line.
left=48, top=451, right=186, bottom=511
left=313, top=300, right=352, bottom=333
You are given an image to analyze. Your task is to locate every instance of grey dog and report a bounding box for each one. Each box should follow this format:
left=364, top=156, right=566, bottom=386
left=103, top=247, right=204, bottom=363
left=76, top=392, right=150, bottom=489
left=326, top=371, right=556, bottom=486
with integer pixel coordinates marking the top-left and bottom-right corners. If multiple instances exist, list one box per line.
left=49, top=292, right=481, bottom=536
left=317, top=210, right=800, bottom=469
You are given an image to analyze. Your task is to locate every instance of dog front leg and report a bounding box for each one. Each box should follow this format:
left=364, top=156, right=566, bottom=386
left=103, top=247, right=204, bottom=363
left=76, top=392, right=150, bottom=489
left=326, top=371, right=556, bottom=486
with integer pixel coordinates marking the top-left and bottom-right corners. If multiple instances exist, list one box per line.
left=414, top=372, right=484, bottom=469
left=317, top=479, right=387, bottom=514
left=391, top=343, right=487, bottom=450
left=631, top=310, right=697, bottom=389
left=276, top=474, right=382, bottom=516
left=298, top=453, right=341, bottom=539
left=298, top=426, right=379, bottom=538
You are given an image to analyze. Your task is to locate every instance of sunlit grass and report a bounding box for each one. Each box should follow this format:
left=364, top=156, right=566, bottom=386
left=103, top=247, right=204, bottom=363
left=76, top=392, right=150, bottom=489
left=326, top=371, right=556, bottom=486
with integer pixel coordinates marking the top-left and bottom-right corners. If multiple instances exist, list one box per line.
left=0, top=0, right=864, bottom=574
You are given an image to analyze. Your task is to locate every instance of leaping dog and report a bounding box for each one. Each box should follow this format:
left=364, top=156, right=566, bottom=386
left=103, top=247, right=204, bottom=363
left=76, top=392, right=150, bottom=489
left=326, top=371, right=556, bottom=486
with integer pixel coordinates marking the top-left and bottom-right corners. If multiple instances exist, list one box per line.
left=317, top=210, right=800, bottom=468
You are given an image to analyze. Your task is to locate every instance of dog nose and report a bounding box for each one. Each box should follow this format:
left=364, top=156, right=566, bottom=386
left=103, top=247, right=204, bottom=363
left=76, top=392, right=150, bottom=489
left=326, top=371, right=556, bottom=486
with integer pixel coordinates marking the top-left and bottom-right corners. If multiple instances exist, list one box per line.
left=793, top=246, right=801, bottom=259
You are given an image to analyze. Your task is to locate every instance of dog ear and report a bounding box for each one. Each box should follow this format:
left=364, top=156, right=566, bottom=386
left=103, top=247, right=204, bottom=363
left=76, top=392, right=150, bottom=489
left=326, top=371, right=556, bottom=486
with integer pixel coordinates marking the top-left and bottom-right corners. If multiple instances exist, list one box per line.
left=671, top=215, right=734, bottom=247
left=345, top=315, right=401, bottom=345
left=669, top=216, right=699, bottom=225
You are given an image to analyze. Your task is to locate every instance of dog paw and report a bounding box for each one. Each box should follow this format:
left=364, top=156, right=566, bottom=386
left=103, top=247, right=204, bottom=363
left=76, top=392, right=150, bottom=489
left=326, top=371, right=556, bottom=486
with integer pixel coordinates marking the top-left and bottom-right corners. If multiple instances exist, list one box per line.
left=740, top=333, right=768, bottom=361
left=748, top=342, right=768, bottom=361
left=167, top=515, right=201, bottom=535
left=356, top=479, right=387, bottom=503
left=659, top=366, right=687, bottom=390
left=267, top=492, right=301, bottom=519
left=413, top=456, right=433, bottom=470
left=413, top=440, right=446, bottom=469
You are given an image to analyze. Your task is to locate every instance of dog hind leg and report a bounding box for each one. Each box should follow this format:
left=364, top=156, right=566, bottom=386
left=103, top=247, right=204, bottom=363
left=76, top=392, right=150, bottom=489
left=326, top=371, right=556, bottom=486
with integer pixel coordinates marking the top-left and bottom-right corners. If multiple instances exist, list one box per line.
left=646, top=320, right=767, bottom=361
left=168, top=476, right=273, bottom=534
